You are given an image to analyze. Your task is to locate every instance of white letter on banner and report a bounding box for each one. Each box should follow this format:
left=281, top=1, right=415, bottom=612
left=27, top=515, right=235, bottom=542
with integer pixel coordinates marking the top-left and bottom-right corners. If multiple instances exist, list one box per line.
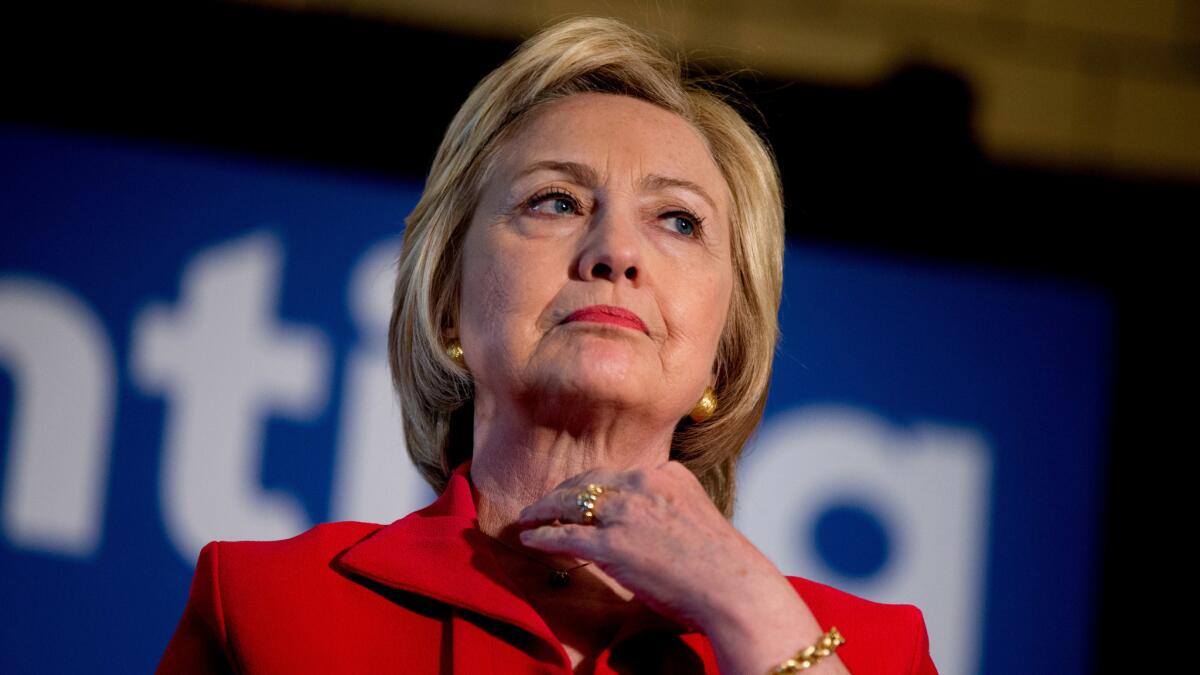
left=735, top=405, right=991, bottom=675
left=131, top=232, right=329, bottom=562
left=330, top=237, right=434, bottom=523
left=0, top=276, right=116, bottom=557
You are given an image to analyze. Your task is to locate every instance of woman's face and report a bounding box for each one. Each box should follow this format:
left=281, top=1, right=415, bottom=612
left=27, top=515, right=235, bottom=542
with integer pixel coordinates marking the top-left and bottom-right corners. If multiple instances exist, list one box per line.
left=458, top=92, right=734, bottom=428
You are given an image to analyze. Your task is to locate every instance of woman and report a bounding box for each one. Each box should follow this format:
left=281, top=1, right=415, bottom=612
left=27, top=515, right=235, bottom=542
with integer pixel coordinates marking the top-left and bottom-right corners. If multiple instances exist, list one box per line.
left=158, top=16, right=938, bottom=675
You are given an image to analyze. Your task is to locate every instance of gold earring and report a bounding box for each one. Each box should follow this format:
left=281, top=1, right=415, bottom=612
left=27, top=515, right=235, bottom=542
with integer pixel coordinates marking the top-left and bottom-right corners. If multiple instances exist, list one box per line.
left=689, top=386, right=717, bottom=423
left=445, top=339, right=466, bottom=368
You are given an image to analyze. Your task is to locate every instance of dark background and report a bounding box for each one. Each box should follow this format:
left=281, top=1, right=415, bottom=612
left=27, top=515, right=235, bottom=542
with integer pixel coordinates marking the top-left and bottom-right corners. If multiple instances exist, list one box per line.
left=4, top=1, right=1188, bottom=671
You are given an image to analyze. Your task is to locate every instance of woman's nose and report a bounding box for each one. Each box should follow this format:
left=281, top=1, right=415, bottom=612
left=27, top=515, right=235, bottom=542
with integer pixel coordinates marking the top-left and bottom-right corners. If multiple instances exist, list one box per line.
left=576, top=205, right=641, bottom=284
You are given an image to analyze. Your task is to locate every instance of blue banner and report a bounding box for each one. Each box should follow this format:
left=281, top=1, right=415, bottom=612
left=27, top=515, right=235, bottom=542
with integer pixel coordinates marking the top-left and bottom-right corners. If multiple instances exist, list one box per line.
left=1, top=125, right=1111, bottom=674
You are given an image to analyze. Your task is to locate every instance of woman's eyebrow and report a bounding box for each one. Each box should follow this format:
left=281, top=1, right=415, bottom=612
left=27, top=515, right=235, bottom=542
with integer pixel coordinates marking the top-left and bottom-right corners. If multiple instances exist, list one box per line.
left=639, top=174, right=717, bottom=212
left=515, top=160, right=599, bottom=186
left=515, top=160, right=717, bottom=211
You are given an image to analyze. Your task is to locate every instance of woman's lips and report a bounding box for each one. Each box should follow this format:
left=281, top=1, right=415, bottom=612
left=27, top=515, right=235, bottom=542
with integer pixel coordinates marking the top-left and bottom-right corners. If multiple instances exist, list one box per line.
left=562, top=305, right=649, bottom=335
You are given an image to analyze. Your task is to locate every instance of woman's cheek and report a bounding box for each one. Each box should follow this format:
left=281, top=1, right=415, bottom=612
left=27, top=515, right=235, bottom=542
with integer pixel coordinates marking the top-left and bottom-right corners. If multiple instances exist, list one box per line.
left=481, top=261, right=510, bottom=316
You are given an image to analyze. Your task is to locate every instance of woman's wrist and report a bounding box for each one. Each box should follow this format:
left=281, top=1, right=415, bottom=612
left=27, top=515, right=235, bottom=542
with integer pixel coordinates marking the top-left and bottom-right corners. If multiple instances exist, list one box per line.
left=699, top=572, right=833, bottom=675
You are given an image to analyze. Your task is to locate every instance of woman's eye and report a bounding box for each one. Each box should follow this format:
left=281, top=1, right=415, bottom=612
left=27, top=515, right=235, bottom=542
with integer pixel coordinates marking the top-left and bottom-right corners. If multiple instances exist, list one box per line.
left=666, top=212, right=701, bottom=238
left=528, top=192, right=578, bottom=216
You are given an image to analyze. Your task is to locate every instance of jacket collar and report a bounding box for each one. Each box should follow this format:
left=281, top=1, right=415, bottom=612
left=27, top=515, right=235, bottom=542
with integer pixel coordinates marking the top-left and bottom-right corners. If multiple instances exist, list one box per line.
left=336, top=461, right=692, bottom=661
left=337, top=461, right=558, bottom=646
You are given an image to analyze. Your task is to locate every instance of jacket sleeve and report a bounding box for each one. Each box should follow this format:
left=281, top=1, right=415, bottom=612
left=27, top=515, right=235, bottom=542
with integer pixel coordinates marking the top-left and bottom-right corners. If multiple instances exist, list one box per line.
left=156, top=541, right=237, bottom=674
left=905, top=605, right=939, bottom=675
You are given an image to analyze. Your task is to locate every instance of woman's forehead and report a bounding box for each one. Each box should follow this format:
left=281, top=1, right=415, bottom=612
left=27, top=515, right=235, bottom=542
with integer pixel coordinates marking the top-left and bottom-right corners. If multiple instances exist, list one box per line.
left=489, top=93, right=730, bottom=208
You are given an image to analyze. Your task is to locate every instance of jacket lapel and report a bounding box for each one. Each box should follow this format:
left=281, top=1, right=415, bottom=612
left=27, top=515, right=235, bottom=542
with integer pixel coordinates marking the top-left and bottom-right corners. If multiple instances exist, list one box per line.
left=336, top=461, right=569, bottom=666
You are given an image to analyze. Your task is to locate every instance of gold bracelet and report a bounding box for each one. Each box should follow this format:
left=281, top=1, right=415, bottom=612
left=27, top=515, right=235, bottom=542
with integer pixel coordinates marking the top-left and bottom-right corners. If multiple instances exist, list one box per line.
left=767, top=626, right=845, bottom=674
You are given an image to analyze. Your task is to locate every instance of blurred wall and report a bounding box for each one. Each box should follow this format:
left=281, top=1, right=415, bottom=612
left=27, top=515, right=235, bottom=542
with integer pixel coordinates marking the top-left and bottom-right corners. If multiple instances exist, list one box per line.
left=258, top=0, right=1200, bottom=178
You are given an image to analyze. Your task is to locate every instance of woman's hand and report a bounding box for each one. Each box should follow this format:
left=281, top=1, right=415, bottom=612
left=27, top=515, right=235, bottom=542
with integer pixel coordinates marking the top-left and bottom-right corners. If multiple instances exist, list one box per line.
left=515, top=460, right=850, bottom=675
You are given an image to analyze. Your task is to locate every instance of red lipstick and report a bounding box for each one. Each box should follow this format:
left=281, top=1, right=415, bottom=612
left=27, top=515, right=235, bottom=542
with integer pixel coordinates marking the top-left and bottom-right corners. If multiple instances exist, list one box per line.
left=562, top=305, right=649, bottom=335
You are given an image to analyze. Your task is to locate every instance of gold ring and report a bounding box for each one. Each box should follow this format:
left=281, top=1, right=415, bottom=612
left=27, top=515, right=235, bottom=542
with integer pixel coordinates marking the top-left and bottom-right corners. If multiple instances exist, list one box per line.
left=575, top=484, right=607, bottom=525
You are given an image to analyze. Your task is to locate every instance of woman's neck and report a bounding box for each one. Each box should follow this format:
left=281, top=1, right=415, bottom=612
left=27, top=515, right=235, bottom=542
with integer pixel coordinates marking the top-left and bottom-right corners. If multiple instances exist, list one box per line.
left=467, top=403, right=682, bottom=666
left=469, top=406, right=673, bottom=543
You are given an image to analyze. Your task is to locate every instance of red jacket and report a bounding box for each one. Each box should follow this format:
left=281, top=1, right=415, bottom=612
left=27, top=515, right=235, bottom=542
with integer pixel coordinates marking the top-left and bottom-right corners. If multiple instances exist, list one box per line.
left=158, top=462, right=938, bottom=674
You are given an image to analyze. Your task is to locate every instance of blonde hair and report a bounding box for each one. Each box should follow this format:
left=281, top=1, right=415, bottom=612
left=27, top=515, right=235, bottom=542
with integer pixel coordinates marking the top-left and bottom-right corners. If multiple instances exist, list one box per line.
left=388, top=16, right=784, bottom=517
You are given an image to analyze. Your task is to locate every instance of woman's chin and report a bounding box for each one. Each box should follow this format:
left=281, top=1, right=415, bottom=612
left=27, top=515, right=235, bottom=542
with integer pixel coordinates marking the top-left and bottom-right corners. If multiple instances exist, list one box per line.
left=540, top=326, right=648, bottom=372
left=512, top=326, right=671, bottom=416
left=522, top=350, right=648, bottom=408
left=536, top=364, right=640, bottom=400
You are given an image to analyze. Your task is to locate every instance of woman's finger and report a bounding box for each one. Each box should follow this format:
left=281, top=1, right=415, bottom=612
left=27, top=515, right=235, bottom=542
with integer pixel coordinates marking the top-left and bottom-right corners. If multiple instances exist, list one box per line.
left=517, top=482, right=621, bottom=526
left=518, top=523, right=605, bottom=559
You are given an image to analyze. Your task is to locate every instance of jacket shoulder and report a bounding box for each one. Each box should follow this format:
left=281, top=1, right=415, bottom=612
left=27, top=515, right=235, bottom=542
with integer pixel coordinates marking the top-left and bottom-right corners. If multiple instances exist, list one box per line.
left=203, top=521, right=385, bottom=599
left=785, top=576, right=937, bottom=675
left=212, top=521, right=383, bottom=566
left=160, top=522, right=449, bottom=672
